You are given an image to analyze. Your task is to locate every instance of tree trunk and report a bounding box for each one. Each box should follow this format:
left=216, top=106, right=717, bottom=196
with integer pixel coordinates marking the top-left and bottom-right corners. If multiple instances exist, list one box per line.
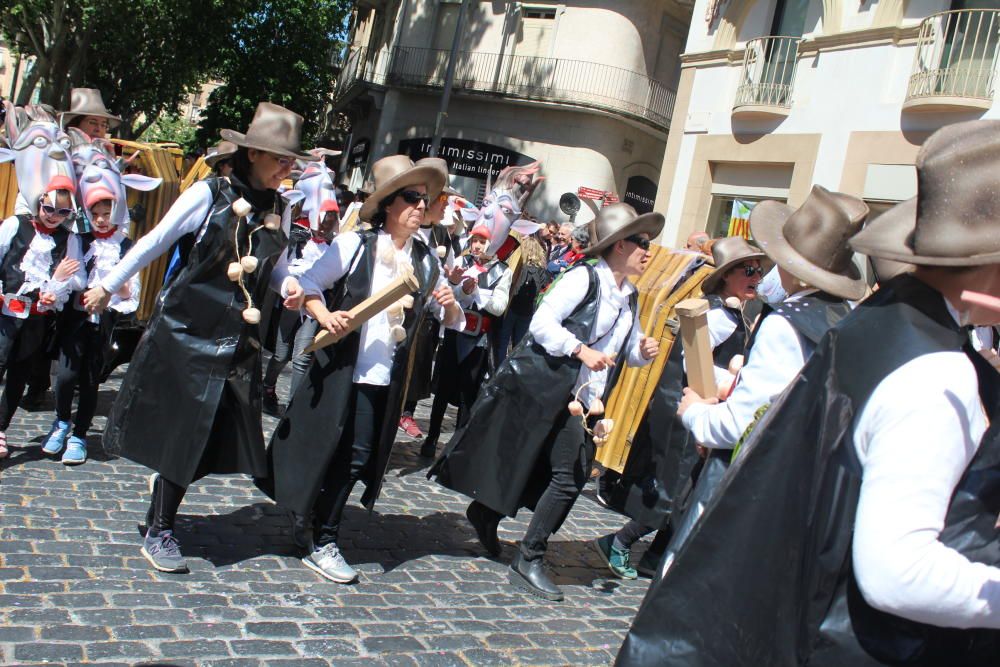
left=16, top=66, right=43, bottom=105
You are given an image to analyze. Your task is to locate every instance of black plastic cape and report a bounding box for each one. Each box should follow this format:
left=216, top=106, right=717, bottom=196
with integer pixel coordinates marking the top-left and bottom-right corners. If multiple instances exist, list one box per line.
left=260, top=231, right=440, bottom=515
left=103, top=176, right=285, bottom=486
left=431, top=261, right=637, bottom=518
left=616, top=275, right=1000, bottom=666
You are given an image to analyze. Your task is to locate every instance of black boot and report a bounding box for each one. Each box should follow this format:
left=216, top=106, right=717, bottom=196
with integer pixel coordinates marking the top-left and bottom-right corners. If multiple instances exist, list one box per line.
left=419, top=435, right=438, bottom=459
left=466, top=501, right=501, bottom=557
left=142, top=473, right=160, bottom=536
left=508, top=551, right=563, bottom=601
left=262, top=386, right=282, bottom=417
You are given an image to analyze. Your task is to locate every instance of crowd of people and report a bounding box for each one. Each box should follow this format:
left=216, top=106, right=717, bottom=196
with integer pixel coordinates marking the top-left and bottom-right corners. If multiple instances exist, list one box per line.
left=1, top=88, right=999, bottom=665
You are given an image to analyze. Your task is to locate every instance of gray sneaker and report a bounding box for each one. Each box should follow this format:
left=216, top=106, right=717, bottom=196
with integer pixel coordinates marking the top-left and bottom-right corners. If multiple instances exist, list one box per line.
left=303, top=542, right=357, bottom=583
left=141, top=530, right=188, bottom=573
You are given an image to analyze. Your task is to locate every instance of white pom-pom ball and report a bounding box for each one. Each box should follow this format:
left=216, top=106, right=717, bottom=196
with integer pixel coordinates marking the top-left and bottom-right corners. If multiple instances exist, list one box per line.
left=242, top=307, right=261, bottom=324
left=588, top=398, right=605, bottom=416
left=728, top=354, right=744, bottom=375
left=387, top=303, right=404, bottom=319
left=725, top=296, right=741, bottom=309
left=263, top=213, right=281, bottom=231
left=399, top=294, right=415, bottom=310
left=594, top=418, right=615, bottom=438
left=231, top=198, right=252, bottom=218
left=436, top=245, right=447, bottom=258
left=390, top=324, right=407, bottom=343
left=240, top=256, right=259, bottom=273
left=568, top=400, right=584, bottom=416
left=227, top=262, right=243, bottom=282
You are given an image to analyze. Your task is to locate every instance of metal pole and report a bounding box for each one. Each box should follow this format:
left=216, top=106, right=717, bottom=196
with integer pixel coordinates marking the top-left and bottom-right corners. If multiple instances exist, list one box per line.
left=429, top=0, right=468, bottom=157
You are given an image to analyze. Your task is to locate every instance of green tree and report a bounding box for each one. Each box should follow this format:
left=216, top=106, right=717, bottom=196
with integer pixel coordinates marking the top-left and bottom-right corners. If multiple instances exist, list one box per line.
left=140, top=112, right=198, bottom=153
left=196, top=0, right=351, bottom=148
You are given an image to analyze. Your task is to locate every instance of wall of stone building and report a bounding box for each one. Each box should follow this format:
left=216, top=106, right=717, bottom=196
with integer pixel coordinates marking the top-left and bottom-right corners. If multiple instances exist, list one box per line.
left=362, top=89, right=665, bottom=223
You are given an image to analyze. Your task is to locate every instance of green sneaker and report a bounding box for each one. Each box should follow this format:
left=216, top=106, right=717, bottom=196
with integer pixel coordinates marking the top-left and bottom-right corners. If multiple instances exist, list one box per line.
left=593, top=534, right=638, bottom=580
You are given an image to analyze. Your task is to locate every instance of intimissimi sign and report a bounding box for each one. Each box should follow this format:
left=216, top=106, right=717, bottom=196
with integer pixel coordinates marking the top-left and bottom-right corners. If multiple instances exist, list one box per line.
left=398, top=137, right=535, bottom=180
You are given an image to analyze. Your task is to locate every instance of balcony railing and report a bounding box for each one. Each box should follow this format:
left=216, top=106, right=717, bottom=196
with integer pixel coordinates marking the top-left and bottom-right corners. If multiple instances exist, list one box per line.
left=733, top=36, right=802, bottom=117
left=905, top=9, right=1000, bottom=111
left=334, top=46, right=677, bottom=130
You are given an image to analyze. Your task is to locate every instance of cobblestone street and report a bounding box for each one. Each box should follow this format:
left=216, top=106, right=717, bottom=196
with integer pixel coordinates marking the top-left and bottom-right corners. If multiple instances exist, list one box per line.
left=0, top=364, right=653, bottom=666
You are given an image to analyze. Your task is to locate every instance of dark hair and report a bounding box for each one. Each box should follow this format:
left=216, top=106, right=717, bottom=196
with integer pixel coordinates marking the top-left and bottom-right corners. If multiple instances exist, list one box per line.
left=369, top=188, right=403, bottom=229
left=231, top=147, right=252, bottom=182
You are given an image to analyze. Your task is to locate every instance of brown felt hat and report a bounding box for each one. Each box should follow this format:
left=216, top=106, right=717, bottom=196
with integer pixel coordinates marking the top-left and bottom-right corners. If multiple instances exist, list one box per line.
left=701, top=236, right=768, bottom=294
left=220, top=102, right=317, bottom=161
left=851, top=120, right=1000, bottom=267
left=750, top=185, right=869, bottom=301
left=359, top=155, right=447, bottom=222
left=204, top=141, right=237, bottom=168
left=60, top=88, right=122, bottom=129
left=581, top=203, right=664, bottom=255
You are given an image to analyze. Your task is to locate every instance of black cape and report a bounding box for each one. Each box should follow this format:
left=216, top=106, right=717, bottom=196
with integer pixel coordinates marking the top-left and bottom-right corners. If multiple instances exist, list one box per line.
left=607, top=296, right=746, bottom=530
left=104, top=176, right=286, bottom=486
left=431, top=261, right=636, bottom=517
left=260, top=231, right=441, bottom=515
left=616, top=275, right=1000, bottom=666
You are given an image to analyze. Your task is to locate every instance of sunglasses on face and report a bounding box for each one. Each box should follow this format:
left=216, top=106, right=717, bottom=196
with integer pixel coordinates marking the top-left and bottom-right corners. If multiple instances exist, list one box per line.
left=624, top=234, right=651, bottom=251
left=41, top=204, right=73, bottom=217
left=742, top=264, right=764, bottom=277
left=398, top=190, right=429, bottom=206
left=265, top=152, right=295, bottom=168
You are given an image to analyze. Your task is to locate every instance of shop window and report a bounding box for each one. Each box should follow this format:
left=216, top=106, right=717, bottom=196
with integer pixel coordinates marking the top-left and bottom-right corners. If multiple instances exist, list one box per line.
left=516, top=5, right=557, bottom=58
left=707, top=195, right=778, bottom=239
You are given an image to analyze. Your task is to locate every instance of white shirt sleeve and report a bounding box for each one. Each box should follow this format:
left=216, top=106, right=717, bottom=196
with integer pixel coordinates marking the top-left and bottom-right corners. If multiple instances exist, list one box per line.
left=0, top=217, right=19, bottom=273
left=475, top=266, right=513, bottom=317
left=681, top=313, right=806, bottom=449
left=100, top=181, right=213, bottom=294
left=529, top=266, right=590, bottom=357
left=297, top=232, right=363, bottom=298
left=428, top=272, right=466, bottom=331
left=625, top=308, right=650, bottom=367
left=46, top=234, right=86, bottom=307
left=852, top=351, right=1000, bottom=629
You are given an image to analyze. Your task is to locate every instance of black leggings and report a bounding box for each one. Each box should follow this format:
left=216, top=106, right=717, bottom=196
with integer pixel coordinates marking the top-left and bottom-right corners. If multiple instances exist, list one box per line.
left=0, top=315, right=50, bottom=431
left=616, top=520, right=673, bottom=556
left=312, top=383, right=388, bottom=547
left=54, top=322, right=102, bottom=437
left=150, top=475, right=187, bottom=534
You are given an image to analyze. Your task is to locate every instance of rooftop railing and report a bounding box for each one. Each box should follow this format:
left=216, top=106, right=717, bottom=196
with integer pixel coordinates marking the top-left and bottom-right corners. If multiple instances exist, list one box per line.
left=334, top=46, right=677, bottom=130
left=905, top=9, right=1000, bottom=111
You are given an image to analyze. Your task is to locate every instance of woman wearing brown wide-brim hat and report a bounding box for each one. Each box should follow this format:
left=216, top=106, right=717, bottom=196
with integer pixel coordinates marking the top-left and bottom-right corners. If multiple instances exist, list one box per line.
left=60, top=88, right=122, bottom=138
left=260, top=154, right=464, bottom=584
left=432, top=203, right=664, bottom=602
left=81, top=102, right=311, bottom=574
left=668, top=185, right=868, bottom=554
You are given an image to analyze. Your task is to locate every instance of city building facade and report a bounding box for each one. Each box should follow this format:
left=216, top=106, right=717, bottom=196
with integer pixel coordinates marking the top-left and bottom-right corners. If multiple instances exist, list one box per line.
left=655, top=0, right=999, bottom=246
left=333, top=0, right=691, bottom=222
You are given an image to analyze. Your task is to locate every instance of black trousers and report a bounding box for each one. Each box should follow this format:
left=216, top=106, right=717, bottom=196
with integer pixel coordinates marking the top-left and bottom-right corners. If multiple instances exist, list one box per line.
left=616, top=520, right=673, bottom=557
left=312, top=383, right=388, bottom=547
left=54, top=320, right=103, bottom=437
left=0, top=314, right=51, bottom=431
left=520, top=407, right=593, bottom=561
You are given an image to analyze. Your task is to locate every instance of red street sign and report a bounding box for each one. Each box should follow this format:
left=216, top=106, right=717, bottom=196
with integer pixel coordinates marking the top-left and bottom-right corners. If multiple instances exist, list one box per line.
left=578, top=187, right=619, bottom=203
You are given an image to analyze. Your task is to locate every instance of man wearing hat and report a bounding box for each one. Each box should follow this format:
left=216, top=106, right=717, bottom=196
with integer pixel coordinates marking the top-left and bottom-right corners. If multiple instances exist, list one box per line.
left=431, top=203, right=662, bottom=602
left=420, top=223, right=514, bottom=459
left=60, top=88, right=121, bottom=139
left=261, top=154, right=464, bottom=584
left=617, top=121, right=1000, bottom=666
left=593, top=236, right=765, bottom=580
left=204, top=141, right=237, bottom=178
left=83, top=102, right=311, bottom=574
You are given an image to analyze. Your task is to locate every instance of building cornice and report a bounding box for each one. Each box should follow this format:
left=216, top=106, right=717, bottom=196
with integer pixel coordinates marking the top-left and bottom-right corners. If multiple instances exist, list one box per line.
left=681, top=24, right=922, bottom=67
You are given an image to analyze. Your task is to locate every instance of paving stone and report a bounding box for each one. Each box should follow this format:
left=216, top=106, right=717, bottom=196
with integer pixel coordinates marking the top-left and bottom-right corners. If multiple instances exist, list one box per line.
left=246, top=622, right=302, bottom=638
left=85, top=641, right=156, bottom=661
left=362, top=636, right=427, bottom=653
left=229, top=640, right=299, bottom=656
left=15, top=642, right=85, bottom=662
left=159, top=640, right=232, bottom=658
left=41, top=624, right=112, bottom=641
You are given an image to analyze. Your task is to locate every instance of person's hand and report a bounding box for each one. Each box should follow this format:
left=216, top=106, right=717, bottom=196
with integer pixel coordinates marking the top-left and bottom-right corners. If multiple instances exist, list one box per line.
left=696, top=444, right=709, bottom=459
left=319, top=310, right=353, bottom=336
left=116, top=284, right=131, bottom=299
left=83, top=286, right=112, bottom=314
left=716, top=372, right=737, bottom=400
left=461, top=276, right=476, bottom=295
left=576, top=345, right=615, bottom=372
left=639, top=335, right=659, bottom=360
left=38, top=292, right=56, bottom=306
left=678, top=386, right=718, bottom=417
left=283, top=278, right=304, bottom=309
left=447, top=265, right=465, bottom=285
left=52, top=257, right=80, bottom=282
left=433, top=284, right=457, bottom=309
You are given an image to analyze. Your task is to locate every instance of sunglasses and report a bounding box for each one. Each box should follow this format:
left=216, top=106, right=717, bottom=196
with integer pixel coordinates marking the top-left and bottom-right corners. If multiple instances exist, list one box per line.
left=624, top=235, right=651, bottom=251
left=398, top=190, right=429, bottom=206
left=742, top=264, right=764, bottom=277
left=41, top=204, right=73, bottom=217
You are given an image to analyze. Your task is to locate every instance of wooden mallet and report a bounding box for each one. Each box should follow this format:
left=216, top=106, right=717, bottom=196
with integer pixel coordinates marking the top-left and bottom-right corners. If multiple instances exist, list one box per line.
left=304, top=269, right=421, bottom=353
left=675, top=298, right=718, bottom=399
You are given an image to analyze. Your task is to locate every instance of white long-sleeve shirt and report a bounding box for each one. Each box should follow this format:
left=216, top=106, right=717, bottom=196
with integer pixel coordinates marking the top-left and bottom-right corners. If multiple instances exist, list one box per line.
left=460, top=257, right=513, bottom=317
left=101, top=181, right=292, bottom=296
left=681, top=291, right=817, bottom=449
left=298, top=230, right=463, bottom=386
left=851, top=304, right=1000, bottom=629
left=0, top=216, right=86, bottom=310
left=529, top=258, right=649, bottom=406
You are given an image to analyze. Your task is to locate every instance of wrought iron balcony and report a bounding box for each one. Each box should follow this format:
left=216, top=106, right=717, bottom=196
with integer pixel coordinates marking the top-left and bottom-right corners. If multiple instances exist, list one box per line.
left=334, top=46, right=677, bottom=131
left=732, top=36, right=802, bottom=118
left=905, top=9, right=1000, bottom=112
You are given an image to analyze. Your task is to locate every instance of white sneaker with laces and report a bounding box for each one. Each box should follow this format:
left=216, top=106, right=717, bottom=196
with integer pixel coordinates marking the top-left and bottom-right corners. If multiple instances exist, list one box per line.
left=303, top=542, right=357, bottom=583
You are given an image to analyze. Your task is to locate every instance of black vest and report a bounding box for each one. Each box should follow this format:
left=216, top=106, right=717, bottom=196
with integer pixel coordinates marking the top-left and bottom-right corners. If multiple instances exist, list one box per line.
left=705, top=294, right=748, bottom=367
left=0, top=215, right=71, bottom=296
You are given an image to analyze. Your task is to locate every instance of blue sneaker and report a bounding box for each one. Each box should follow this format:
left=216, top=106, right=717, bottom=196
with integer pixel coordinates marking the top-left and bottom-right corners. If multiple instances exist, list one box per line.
left=61, top=435, right=87, bottom=466
left=42, top=420, right=72, bottom=455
